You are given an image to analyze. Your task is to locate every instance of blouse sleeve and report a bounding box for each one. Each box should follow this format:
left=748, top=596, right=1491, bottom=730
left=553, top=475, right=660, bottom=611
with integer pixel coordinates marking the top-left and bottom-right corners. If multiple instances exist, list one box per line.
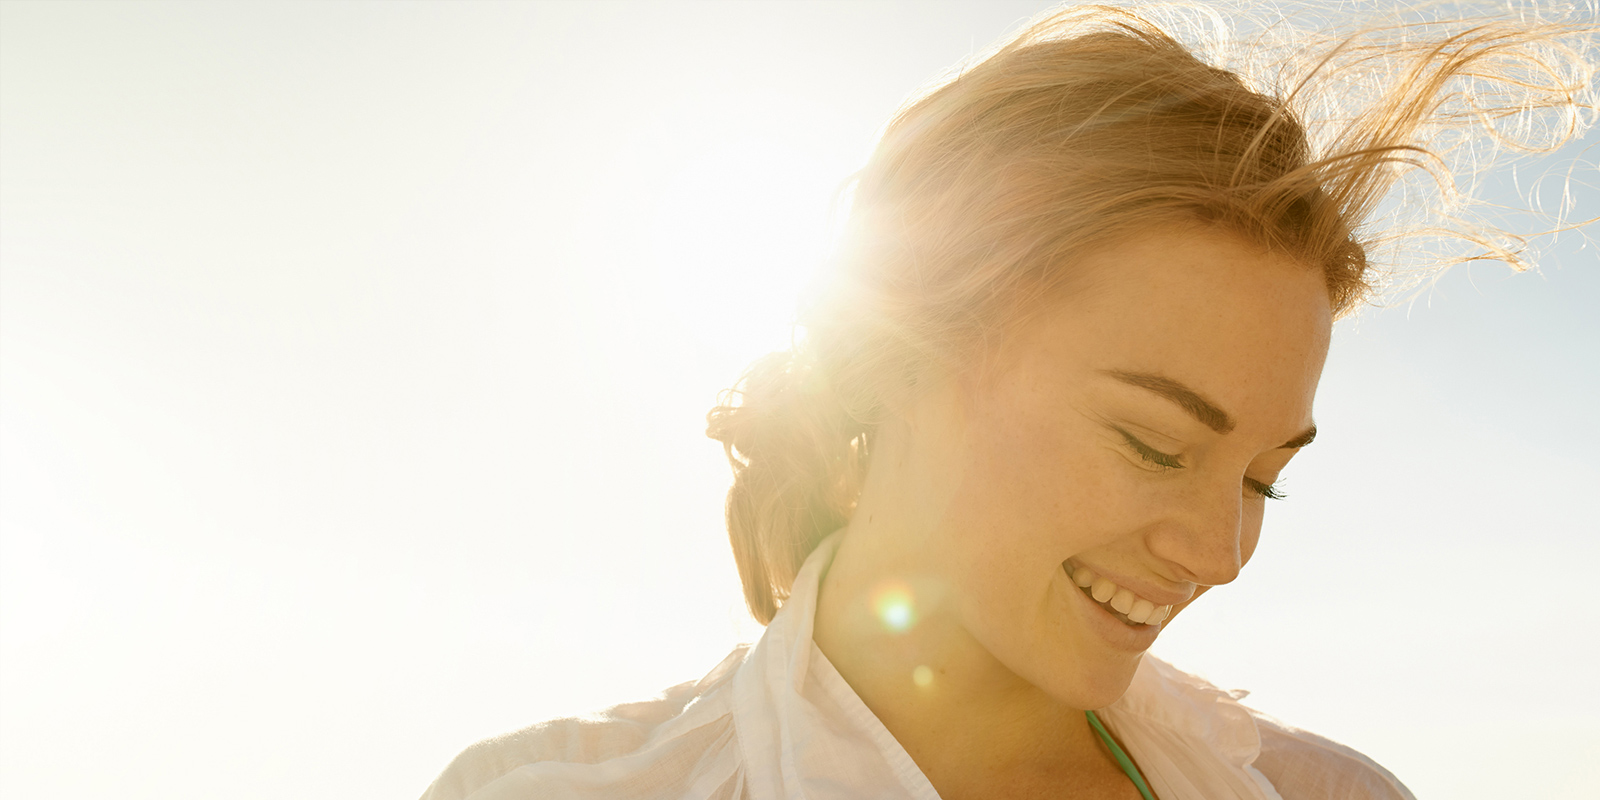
left=417, top=679, right=704, bottom=800
left=1249, top=713, right=1416, bottom=800
left=417, top=645, right=752, bottom=800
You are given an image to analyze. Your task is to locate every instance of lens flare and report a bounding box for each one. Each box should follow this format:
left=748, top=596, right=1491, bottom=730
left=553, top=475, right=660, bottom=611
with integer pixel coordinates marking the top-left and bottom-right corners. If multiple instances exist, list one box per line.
left=912, top=665, right=934, bottom=688
left=871, top=581, right=916, bottom=633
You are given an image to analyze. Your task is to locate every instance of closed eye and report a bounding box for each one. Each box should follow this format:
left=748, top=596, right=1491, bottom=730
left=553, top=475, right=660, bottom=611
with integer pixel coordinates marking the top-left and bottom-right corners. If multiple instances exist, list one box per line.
left=1114, top=425, right=1290, bottom=499
left=1113, top=427, right=1183, bottom=470
left=1245, top=477, right=1287, bottom=501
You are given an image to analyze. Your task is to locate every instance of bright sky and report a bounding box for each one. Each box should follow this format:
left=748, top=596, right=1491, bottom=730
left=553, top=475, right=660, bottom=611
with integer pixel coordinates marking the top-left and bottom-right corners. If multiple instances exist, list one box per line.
left=2, top=2, right=1595, bottom=799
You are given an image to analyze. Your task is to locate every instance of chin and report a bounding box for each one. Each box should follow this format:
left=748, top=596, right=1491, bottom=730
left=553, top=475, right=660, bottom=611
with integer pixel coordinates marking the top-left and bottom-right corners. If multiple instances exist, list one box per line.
left=1064, top=653, right=1145, bottom=710
left=1014, top=640, right=1146, bottom=711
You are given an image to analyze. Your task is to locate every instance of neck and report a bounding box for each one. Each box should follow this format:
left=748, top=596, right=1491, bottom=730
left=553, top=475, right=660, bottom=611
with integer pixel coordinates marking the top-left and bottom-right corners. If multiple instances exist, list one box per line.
left=811, top=511, right=1111, bottom=790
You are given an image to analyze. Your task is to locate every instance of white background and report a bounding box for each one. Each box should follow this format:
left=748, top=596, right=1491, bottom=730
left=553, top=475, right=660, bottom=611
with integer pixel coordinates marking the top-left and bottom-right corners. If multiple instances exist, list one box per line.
left=2, top=2, right=1596, bottom=798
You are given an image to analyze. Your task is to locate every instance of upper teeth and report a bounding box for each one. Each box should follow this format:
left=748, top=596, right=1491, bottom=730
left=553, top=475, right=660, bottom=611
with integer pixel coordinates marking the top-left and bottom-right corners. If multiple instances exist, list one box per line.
left=1068, top=563, right=1171, bottom=625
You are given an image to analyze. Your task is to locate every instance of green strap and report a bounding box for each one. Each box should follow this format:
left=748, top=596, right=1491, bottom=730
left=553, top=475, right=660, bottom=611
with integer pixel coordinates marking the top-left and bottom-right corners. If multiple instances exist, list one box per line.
left=1086, top=710, right=1156, bottom=800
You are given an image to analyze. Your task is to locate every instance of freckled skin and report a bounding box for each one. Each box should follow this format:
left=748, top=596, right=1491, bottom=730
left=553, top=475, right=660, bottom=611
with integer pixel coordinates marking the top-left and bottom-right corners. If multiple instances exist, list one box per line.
left=813, top=225, right=1333, bottom=798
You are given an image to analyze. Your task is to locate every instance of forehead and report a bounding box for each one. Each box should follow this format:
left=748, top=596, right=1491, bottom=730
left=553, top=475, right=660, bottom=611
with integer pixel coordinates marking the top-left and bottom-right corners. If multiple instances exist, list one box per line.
left=1003, top=226, right=1333, bottom=428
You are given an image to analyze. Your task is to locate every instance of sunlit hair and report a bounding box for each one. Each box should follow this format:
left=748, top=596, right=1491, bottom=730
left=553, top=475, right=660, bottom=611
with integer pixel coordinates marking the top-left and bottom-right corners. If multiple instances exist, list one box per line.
left=707, top=3, right=1597, bottom=624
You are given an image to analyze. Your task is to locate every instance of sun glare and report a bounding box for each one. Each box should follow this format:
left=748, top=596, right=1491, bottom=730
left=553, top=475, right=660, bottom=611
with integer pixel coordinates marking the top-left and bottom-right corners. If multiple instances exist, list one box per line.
left=871, top=581, right=917, bottom=633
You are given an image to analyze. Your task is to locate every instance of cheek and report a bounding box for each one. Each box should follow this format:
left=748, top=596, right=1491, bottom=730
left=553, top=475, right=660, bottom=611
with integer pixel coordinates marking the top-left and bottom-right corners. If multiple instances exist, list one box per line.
left=943, top=392, right=1124, bottom=571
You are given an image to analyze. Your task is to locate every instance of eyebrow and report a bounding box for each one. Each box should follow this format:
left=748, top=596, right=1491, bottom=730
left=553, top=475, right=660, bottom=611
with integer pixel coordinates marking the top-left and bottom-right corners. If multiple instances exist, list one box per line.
left=1103, top=369, right=1316, bottom=449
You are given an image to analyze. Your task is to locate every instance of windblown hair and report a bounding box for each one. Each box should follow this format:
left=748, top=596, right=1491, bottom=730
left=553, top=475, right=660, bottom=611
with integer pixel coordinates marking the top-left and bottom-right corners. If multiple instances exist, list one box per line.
left=707, top=2, right=1597, bottom=624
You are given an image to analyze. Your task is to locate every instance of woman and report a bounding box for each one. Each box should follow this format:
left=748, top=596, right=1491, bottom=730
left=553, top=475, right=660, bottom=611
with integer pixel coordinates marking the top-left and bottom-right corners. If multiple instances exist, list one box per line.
left=422, top=5, right=1595, bottom=799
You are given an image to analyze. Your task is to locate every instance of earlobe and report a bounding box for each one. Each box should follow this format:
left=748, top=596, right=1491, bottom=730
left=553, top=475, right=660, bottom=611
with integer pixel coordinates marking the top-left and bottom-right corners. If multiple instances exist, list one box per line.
left=880, top=364, right=954, bottom=435
left=899, top=369, right=979, bottom=447
left=877, top=391, right=918, bottom=435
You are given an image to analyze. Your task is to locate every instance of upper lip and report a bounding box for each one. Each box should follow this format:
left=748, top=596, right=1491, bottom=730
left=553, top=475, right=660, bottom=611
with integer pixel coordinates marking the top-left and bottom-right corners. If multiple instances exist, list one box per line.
left=1064, top=558, right=1195, bottom=607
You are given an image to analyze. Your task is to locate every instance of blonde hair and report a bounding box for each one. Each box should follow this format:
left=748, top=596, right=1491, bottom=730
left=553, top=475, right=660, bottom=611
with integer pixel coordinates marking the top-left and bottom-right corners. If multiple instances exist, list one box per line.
left=707, top=3, right=1597, bottom=624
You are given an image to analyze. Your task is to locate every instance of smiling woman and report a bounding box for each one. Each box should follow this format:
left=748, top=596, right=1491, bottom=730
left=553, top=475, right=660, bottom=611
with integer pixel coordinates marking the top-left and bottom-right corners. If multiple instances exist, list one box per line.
left=419, top=4, right=1596, bottom=799
left=805, top=226, right=1334, bottom=797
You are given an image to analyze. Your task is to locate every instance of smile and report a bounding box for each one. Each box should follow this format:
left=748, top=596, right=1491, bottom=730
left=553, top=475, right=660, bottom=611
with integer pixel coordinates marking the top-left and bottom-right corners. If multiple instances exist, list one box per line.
left=1063, top=562, right=1172, bottom=627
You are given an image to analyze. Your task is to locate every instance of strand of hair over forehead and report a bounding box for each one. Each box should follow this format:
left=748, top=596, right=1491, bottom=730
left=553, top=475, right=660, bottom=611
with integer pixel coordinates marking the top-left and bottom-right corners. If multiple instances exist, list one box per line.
left=710, top=1, right=1598, bottom=625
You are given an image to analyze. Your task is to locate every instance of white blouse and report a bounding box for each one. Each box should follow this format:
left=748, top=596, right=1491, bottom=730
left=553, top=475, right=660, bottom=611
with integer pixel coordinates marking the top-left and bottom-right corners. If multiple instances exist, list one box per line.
left=421, top=534, right=1414, bottom=799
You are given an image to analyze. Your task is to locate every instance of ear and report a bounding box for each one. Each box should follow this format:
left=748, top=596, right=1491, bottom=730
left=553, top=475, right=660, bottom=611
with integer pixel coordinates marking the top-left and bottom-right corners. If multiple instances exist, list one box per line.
left=896, top=367, right=974, bottom=444
left=872, top=364, right=926, bottom=429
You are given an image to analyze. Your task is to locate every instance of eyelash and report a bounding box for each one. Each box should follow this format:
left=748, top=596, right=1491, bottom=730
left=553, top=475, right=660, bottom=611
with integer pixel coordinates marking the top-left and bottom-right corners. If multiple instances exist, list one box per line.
left=1113, top=427, right=1288, bottom=500
left=1114, top=427, right=1183, bottom=469
left=1245, top=477, right=1288, bottom=501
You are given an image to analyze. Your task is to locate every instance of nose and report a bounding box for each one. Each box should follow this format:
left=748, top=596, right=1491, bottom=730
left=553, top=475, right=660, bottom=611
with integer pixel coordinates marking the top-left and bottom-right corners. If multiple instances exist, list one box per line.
left=1148, top=478, right=1246, bottom=587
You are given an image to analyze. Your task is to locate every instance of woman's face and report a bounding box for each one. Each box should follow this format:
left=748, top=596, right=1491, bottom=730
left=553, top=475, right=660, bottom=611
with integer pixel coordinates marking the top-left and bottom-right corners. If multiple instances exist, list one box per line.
left=893, top=225, right=1332, bottom=709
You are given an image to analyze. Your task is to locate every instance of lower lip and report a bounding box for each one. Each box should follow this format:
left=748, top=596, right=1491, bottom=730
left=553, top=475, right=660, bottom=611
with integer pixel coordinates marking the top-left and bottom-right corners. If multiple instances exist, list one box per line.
left=1062, top=568, right=1162, bottom=652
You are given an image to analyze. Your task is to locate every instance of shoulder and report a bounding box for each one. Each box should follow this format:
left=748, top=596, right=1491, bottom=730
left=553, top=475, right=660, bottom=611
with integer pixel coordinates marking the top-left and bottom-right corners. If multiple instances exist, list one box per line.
left=419, top=681, right=700, bottom=800
left=1249, top=712, right=1415, bottom=800
left=418, top=647, right=748, bottom=800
